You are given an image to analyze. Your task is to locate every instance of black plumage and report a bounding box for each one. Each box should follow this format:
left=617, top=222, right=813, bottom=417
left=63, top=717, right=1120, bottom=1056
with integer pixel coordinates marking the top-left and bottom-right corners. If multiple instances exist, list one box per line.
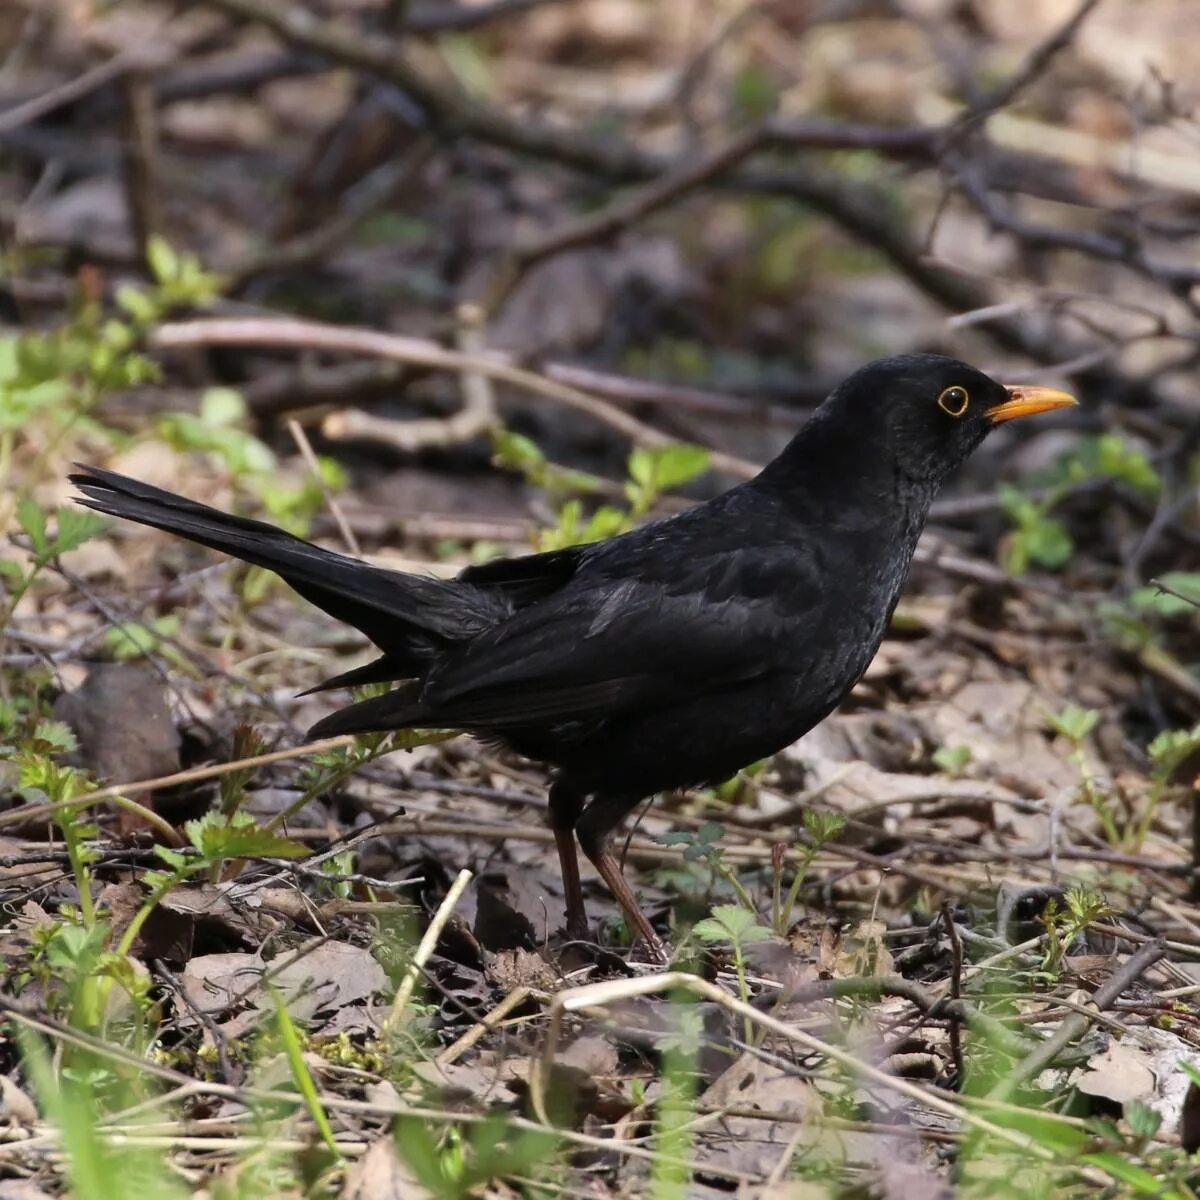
left=71, top=354, right=1075, bottom=959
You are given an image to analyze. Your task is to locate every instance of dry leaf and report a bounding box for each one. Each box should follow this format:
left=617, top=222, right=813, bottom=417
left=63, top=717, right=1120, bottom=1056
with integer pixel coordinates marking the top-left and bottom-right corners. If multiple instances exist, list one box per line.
left=340, top=1135, right=432, bottom=1200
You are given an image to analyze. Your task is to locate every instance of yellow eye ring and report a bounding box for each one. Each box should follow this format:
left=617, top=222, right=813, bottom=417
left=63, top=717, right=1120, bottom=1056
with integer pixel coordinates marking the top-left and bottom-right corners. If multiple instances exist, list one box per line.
left=938, top=386, right=970, bottom=417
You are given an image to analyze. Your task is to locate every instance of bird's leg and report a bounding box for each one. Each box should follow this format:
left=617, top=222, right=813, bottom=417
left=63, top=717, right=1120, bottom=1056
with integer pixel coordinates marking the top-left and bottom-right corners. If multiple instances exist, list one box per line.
left=577, top=793, right=669, bottom=964
left=548, top=782, right=588, bottom=940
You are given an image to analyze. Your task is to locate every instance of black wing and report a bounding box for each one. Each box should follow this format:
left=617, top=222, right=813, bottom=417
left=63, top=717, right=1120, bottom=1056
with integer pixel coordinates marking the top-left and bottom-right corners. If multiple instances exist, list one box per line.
left=423, top=540, right=823, bottom=730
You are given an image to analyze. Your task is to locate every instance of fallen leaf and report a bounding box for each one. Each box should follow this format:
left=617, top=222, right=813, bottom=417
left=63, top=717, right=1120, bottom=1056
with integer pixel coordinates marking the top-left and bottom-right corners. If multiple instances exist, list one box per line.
left=340, top=1134, right=432, bottom=1200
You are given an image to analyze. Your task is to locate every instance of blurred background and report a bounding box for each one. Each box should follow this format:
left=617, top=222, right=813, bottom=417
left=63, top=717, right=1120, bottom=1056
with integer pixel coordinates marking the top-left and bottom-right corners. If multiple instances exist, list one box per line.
left=3, top=0, right=1197, bottom=494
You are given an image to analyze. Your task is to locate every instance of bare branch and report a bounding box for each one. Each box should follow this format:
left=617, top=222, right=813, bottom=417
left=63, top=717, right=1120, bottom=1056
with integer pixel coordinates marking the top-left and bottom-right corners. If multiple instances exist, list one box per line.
left=151, top=316, right=763, bottom=479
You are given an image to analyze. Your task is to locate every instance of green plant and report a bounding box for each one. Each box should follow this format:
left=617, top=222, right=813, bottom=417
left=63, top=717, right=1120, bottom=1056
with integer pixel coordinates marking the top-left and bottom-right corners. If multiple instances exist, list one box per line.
left=1040, top=884, right=1114, bottom=975
left=101, top=615, right=184, bottom=664
left=18, top=1030, right=189, bottom=1200
left=0, top=499, right=107, bottom=631
left=1046, top=704, right=1118, bottom=843
left=393, top=1113, right=558, bottom=1199
left=773, top=809, right=846, bottom=937
left=998, top=434, right=1163, bottom=577
left=1047, top=704, right=1200, bottom=853
left=693, top=905, right=772, bottom=1038
left=933, top=742, right=973, bottom=777
left=649, top=999, right=704, bottom=1200
left=1121, top=722, right=1200, bottom=851
left=658, top=821, right=758, bottom=918
left=1063, top=433, right=1160, bottom=497
left=999, top=483, right=1073, bottom=575
left=494, top=431, right=711, bottom=551
left=0, top=237, right=222, bottom=519
left=156, top=387, right=276, bottom=479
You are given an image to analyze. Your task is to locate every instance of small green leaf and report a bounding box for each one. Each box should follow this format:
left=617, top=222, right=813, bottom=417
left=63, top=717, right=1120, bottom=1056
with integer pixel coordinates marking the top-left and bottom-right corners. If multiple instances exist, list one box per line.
left=1046, top=704, right=1100, bottom=743
left=982, top=1106, right=1089, bottom=1155
left=51, top=507, right=107, bottom=555
left=933, top=744, right=972, bottom=776
left=1080, top=1151, right=1181, bottom=1197
left=115, top=285, right=157, bottom=324
left=802, top=810, right=846, bottom=844
left=184, top=811, right=308, bottom=861
left=16, top=497, right=49, bottom=556
left=31, top=720, right=78, bottom=754
left=694, top=904, right=771, bottom=945
left=652, top=444, right=710, bottom=491
left=492, top=430, right=546, bottom=475
left=1123, top=1100, right=1162, bottom=1139
left=1024, top=518, right=1073, bottom=569
left=199, top=387, right=246, bottom=426
left=146, top=236, right=180, bottom=284
left=1148, top=724, right=1200, bottom=783
left=627, top=448, right=655, bottom=488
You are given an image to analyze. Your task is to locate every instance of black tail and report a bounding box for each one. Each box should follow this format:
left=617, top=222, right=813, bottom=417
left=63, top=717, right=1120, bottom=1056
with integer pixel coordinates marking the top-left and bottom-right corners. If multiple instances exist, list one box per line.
left=307, top=680, right=428, bottom=739
left=71, top=465, right=503, bottom=685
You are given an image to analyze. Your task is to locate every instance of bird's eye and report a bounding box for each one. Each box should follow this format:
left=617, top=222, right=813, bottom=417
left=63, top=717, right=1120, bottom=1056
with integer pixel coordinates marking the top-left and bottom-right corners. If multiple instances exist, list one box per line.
left=937, top=386, right=970, bottom=417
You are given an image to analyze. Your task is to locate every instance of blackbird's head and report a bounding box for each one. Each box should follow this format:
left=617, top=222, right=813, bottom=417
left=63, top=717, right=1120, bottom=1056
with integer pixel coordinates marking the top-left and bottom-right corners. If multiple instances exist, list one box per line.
left=828, top=354, right=1077, bottom=484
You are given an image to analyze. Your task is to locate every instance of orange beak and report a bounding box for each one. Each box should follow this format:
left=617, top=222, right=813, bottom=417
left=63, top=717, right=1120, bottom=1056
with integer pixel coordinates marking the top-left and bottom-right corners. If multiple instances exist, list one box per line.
left=988, top=385, right=1078, bottom=425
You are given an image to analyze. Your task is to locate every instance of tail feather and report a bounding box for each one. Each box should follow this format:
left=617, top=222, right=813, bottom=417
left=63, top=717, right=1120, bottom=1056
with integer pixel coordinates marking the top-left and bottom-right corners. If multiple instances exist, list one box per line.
left=71, top=465, right=502, bottom=652
left=307, top=681, right=427, bottom=739
left=296, top=655, right=413, bottom=697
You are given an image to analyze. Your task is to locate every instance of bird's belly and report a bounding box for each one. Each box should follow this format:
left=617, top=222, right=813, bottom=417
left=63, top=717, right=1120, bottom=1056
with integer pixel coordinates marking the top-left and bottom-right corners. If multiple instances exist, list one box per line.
left=547, top=639, right=875, bottom=797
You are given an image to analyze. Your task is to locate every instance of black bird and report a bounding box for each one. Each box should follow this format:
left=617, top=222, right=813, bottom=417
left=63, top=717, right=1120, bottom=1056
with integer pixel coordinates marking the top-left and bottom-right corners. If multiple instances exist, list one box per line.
left=72, top=355, right=1075, bottom=960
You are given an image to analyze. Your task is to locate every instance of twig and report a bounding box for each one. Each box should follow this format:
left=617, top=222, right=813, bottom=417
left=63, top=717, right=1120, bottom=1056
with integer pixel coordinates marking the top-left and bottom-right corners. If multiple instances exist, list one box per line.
left=119, top=66, right=162, bottom=270
left=436, top=987, right=533, bottom=1067
left=328, top=302, right=504, bottom=458
left=0, top=48, right=151, bottom=134
left=384, top=867, right=473, bottom=1033
left=404, top=0, right=574, bottom=33
left=1150, top=577, right=1200, bottom=610
left=239, top=353, right=810, bottom=427
left=478, top=121, right=771, bottom=316
left=536, top=971, right=1056, bottom=1160
left=152, top=317, right=761, bottom=479
left=322, top=404, right=496, bottom=454
left=764, top=973, right=1031, bottom=1058
left=1193, top=774, right=1200, bottom=904
left=286, top=418, right=360, bottom=555
left=987, top=938, right=1167, bottom=1101
left=944, top=0, right=1103, bottom=143
left=941, top=902, right=966, bottom=1086
left=0, top=735, right=357, bottom=830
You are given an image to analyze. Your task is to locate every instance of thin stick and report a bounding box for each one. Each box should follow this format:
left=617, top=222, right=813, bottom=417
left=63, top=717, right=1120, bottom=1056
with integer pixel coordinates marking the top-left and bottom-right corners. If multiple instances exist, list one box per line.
left=286, top=417, right=360, bottom=555
left=986, top=938, right=1166, bottom=1101
left=152, top=318, right=760, bottom=480
left=0, top=735, right=357, bottom=830
left=385, top=868, right=473, bottom=1033
left=436, top=987, right=532, bottom=1067
left=941, top=902, right=965, bottom=1085
left=536, top=971, right=1054, bottom=1159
